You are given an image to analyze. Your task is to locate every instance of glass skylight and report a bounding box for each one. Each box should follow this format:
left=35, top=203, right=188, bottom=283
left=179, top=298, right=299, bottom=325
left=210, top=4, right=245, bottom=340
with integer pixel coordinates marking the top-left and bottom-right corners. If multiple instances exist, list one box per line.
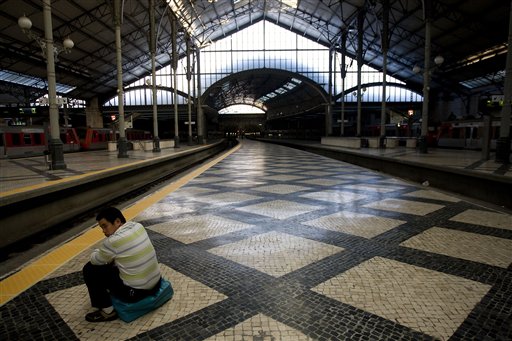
left=0, top=69, right=75, bottom=94
left=282, top=0, right=298, bottom=8
left=219, top=104, right=265, bottom=114
left=106, top=20, right=422, bottom=107
left=460, top=70, right=505, bottom=89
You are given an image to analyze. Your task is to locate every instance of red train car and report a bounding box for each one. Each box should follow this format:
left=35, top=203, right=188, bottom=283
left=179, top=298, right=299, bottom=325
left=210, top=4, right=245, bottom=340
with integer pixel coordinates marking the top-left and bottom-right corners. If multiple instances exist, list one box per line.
left=437, top=119, right=506, bottom=150
left=76, top=127, right=113, bottom=151
left=0, top=126, right=80, bottom=158
left=126, top=128, right=152, bottom=140
left=76, top=127, right=152, bottom=151
left=60, top=127, right=81, bottom=152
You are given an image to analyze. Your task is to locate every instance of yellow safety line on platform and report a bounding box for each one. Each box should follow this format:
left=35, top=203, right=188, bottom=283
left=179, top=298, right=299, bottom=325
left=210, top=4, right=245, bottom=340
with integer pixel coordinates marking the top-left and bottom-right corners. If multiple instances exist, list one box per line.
left=0, top=143, right=242, bottom=306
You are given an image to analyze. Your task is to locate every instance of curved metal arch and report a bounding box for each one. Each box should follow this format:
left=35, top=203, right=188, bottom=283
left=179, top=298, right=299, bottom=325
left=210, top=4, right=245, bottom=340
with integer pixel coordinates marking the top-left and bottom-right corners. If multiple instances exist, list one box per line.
left=202, top=68, right=330, bottom=112
left=102, top=84, right=191, bottom=106
left=334, top=81, right=421, bottom=101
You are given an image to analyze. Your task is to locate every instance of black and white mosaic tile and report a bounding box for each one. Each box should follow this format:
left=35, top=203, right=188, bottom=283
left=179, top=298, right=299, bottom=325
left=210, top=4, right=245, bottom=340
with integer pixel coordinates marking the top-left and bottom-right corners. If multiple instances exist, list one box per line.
left=1, top=140, right=511, bottom=341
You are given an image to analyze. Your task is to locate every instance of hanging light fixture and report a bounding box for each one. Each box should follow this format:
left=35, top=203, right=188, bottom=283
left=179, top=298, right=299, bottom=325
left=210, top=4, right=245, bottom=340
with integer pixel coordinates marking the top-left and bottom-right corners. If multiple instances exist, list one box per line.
left=434, top=55, right=444, bottom=65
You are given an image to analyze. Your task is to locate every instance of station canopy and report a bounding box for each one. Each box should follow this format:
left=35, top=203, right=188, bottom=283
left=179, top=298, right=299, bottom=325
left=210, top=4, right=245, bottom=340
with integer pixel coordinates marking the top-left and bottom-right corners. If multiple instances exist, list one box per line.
left=0, top=0, right=509, bottom=110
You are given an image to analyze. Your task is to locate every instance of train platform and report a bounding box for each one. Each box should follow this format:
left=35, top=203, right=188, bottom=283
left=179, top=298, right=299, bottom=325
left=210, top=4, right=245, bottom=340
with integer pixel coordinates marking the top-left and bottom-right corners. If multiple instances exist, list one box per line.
left=257, top=138, right=512, bottom=178
left=256, top=138, right=512, bottom=211
left=1, top=139, right=511, bottom=340
left=0, top=143, right=205, bottom=195
left=1, top=138, right=510, bottom=197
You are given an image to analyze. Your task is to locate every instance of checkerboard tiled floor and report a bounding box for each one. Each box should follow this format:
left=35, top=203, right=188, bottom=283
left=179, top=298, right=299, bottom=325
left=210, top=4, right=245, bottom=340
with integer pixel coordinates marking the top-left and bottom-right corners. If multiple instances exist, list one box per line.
left=1, top=140, right=511, bottom=340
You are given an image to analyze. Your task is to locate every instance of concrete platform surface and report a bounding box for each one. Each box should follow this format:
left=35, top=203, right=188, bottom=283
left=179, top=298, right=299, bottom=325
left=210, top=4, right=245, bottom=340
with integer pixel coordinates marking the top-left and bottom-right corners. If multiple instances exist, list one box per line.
left=0, top=143, right=204, bottom=195
left=263, top=138, right=512, bottom=178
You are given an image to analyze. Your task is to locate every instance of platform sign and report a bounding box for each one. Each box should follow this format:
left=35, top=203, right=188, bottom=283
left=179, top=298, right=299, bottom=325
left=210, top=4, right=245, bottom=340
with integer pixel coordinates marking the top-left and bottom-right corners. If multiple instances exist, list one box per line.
left=18, top=107, right=37, bottom=114
left=38, top=97, right=68, bottom=106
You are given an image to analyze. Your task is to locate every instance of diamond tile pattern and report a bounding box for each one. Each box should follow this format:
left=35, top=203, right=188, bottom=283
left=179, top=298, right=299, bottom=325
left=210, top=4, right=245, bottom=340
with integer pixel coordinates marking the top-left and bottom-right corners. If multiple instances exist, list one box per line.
left=343, top=183, right=406, bottom=193
left=252, top=184, right=311, bottom=194
left=303, top=211, right=405, bottom=238
left=334, top=174, right=378, bottom=181
left=312, top=257, right=491, bottom=341
left=171, top=186, right=218, bottom=196
left=400, top=227, right=512, bottom=268
left=2, top=140, right=511, bottom=341
left=189, top=176, right=226, bottom=184
left=205, top=313, right=315, bottom=340
left=208, top=231, right=343, bottom=277
left=189, top=191, right=261, bottom=206
left=264, top=174, right=306, bottom=181
left=300, top=190, right=367, bottom=204
left=298, top=170, right=336, bottom=176
left=133, top=202, right=194, bottom=221
left=237, top=199, right=321, bottom=219
left=404, top=189, right=461, bottom=202
left=298, top=178, right=351, bottom=186
left=148, top=214, right=254, bottom=244
left=45, top=265, right=227, bottom=340
left=219, top=180, right=265, bottom=187
left=363, top=198, right=444, bottom=215
left=450, top=209, right=512, bottom=230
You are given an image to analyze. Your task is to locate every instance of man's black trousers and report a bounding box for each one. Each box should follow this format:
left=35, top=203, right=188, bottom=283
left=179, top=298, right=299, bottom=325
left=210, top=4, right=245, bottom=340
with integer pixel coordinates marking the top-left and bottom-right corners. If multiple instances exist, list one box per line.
left=83, top=262, right=160, bottom=308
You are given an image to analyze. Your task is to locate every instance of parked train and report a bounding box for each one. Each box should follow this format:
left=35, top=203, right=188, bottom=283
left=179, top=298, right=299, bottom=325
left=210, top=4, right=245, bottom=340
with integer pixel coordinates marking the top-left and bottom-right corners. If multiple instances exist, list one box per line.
left=364, top=122, right=438, bottom=146
left=76, top=127, right=152, bottom=150
left=436, top=119, right=508, bottom=150
left=0, top=126, right=152, bottom=158
left=365, top=118, right=512, bottom=150
left=365, top=123, right=420, bottom=138
left=75, top=127, right=113, bottom=150
left=0, top=126, right=80, bottom=158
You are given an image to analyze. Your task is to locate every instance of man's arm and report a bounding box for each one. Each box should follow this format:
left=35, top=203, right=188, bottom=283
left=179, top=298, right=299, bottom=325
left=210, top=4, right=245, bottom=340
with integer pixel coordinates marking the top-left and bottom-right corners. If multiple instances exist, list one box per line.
left=90, top=241, right=116, bottom=265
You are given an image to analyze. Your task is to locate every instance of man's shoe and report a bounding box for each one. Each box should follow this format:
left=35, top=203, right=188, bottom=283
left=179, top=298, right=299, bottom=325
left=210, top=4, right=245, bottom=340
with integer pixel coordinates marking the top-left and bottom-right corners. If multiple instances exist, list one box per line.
left=85, top=309, right=118, bottom=322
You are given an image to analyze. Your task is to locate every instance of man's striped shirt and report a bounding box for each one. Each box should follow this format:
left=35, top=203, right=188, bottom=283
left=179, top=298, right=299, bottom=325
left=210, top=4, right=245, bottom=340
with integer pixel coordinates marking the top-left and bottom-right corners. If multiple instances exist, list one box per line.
left=90, top=221, right=161, bottom=290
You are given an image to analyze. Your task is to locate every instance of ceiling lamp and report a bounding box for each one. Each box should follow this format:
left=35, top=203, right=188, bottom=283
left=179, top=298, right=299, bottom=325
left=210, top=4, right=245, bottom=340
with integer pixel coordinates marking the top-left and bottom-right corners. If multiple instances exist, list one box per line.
left=412, top=55, right=443, bottom=74
left=18, top=14, right=74, bottom=58
left=18, top=15, right=32, bottom=30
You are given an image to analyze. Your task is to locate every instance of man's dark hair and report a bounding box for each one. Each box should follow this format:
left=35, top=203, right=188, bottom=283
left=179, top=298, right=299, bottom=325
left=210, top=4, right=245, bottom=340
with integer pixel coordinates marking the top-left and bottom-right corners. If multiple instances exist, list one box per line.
left=96, top=207, right=126, bottom=224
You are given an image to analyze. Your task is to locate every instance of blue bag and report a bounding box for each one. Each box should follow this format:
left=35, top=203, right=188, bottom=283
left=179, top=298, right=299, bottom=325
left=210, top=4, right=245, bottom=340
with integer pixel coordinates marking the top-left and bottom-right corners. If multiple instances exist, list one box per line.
left=111, top=278, right=174, bottom=322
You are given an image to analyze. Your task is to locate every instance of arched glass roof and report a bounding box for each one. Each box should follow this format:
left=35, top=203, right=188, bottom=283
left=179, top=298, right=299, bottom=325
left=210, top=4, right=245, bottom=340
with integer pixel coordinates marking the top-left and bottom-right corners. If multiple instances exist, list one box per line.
left=219, top=105, right=265, bottom=115
left=105, top=20, right=422, bottom=108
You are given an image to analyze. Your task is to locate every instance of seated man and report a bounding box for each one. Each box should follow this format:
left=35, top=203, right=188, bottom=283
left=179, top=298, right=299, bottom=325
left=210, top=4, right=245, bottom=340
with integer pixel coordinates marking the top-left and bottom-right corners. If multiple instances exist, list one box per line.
left=83, top=206, right=161, bottom=322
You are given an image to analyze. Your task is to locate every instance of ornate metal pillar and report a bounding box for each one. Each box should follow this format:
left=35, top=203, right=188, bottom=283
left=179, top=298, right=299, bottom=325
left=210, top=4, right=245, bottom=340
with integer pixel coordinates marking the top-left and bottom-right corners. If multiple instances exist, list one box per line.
left=150, top=0, right=160, bottom=152
left=380, top=0, right=389, bottom=148
left=171, top=14, right=180, bottom=148
left=196, top=48, right=205, bottom=144
left=356, top=9, right=364, bottom=137
left=43, top=0, right=66, bottom=169
left=114, top=0, right=128, bottom=158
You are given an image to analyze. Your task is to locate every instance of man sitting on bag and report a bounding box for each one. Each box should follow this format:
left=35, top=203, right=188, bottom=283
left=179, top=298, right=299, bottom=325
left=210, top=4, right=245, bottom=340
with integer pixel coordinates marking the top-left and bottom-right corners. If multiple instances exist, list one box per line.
left=83, top=206, right=161, bottom=322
